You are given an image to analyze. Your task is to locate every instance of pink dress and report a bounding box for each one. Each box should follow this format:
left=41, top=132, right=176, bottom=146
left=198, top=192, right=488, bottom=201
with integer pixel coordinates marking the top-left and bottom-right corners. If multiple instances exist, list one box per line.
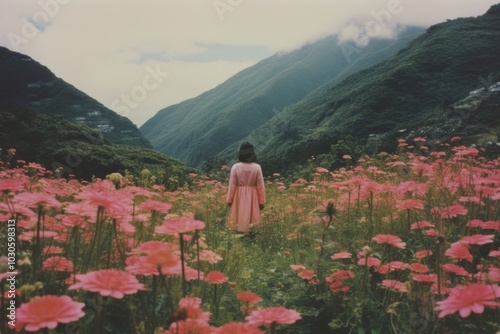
left=226, top=162, right=265, bottom=232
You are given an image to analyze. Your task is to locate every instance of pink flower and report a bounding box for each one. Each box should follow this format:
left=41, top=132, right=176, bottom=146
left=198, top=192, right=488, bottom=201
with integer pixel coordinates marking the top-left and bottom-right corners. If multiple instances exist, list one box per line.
left=489, top=250, right=500, bottom=258
left=237, top=291, right=262, bottom=305
left=399, top=181, right=427, bottom=196
left=342, top=155, right=352, bottom=160
left=425, top=229, right=438, bottom=236
left=413, top=274, right=437, bottom=283
left=371, top=234, right=406, bottom=249
left=17, top=295, right=85, bottom=332
left=409, top=263, right=429, bottom=273
left=481, top=221, right=500, bottom=231
left=445, top=242, right=473, bottom=262
left=382, top=279, right=408, bottom=293
left=453, top=146, right=478, bottom=156
left=396, top=199, right=424, bottom=211
left=410, top=221, right=435, bottom=230
left=290, top=264, right=306, bottom=271
left=178, top=296, right=202, bottom=309
left=435, top=283, right=500, bottom=318
left=245, top=307, right=301, bottom=327
left=155, top=217, right=206, bottom=234
left=316, top=167, right=329, bottom=173
left=199, top=250, right=223, bottom=264
left=297, top=270, right=318, bottom=284
left=0, top=179, right=24, bottom=193
left=43, top=245, right=64, bottom=256
left=357, top=256, right=381, bottom=268
left=442, top=264, right=469, bottom=276
left=325, top=270, right=355, bottom=293
left=205, top=271, right=228, bottom=284
left=377, top=261, right=408, bottom=273
left=14, top=192, right=62, bottom=209
left=145, top=248, right=180, bottom=272
left=139, top=200, right=172, bottom=213
left=76, top=187, right=133, bottom=219
left=440, top=203, right=467, bottom=219
left=459, top=234, right=494, bottom=245
left=488, top=267, right=500, bottom=283
left=173, top=297, right=211, bottom=324
left=129, top=241, right=178, bottom=254
left=415, top=250, right=433, bottom=258
left=161, top=262, right=204, bottom=280
left=328, top=280, right=350, bottom=293
left=330, top=251, right=352, bottom=260
left=42, top=256, right=74, bottom=272
left=430, top=151, right=446, bottom=157
left=326, top=270, right=355, bottom=282
left=69, top=269, right=146, bottom=298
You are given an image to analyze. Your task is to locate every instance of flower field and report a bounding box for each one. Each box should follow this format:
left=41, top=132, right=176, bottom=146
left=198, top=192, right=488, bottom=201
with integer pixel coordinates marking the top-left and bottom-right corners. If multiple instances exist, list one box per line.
left=1, top=138, right=499, bottom=334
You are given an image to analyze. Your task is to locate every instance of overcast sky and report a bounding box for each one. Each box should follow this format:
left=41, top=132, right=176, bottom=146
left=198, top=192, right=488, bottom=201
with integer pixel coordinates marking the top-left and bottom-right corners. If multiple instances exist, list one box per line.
left=1, top=0, right=497, bottom=126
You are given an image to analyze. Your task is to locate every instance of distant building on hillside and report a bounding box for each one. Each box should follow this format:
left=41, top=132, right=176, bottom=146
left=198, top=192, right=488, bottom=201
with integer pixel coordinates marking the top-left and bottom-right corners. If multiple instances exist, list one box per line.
left=97, top=124, right=114, bottom=133
left=469, top=82, right=500, bottom=95
left=27, top=82, right=42, bottom=88
left=490, top=82, right=500, bottom=92
left=469, top=88, right=486, bottom=96
left=88, top=110, right=101, bottom=117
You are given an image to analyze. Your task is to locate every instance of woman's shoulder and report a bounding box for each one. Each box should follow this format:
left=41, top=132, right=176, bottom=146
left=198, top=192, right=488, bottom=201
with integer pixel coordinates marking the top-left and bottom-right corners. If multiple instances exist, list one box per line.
left=232, top=162, right=261, bottom=168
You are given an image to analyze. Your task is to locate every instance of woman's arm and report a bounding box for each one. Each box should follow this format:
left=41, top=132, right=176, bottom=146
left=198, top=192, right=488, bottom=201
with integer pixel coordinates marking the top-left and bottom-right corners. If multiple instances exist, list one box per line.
left=256, top=164, right=265, bottom=208
left=227, top=164, right=237, bottom=204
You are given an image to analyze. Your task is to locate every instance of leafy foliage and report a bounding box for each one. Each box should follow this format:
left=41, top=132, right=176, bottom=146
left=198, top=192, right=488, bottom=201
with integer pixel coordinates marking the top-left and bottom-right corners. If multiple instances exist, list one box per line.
left=0, top=108, right=193, bottom=184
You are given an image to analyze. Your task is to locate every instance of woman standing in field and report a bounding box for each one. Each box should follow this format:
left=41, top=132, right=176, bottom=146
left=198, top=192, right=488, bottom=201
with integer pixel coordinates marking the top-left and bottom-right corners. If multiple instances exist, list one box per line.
left=226, top=142, right=265, bottom=233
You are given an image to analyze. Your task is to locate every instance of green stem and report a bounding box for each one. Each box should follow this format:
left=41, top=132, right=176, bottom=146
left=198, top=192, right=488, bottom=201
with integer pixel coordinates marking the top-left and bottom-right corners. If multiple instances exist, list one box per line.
left=161, top=274, right=175, bottom=318
left=196, top=235, right=201, bottom=283
left=83, top=206, right=104, bottom=272
left=95, top=295, right=105, bottom=334
left=368, top=192, right=374, bottom=242
left=139, top=291, right=150, bottom=334
left=33, top=205, right=44, bottom=281
left=317, top=213, right=333, bottom=280
left=179, top=233, right=186, bottom=297
left=152, top=275, right=157, bottom=334
left=347, top=191, right=351, bottom=227
left=213, top=284, right=218, bottom=322
left=113, top=220, right=127, bottom=266
left=95, top=207, right=105, bottom=269
left=72, top=227, right=78, bottom=284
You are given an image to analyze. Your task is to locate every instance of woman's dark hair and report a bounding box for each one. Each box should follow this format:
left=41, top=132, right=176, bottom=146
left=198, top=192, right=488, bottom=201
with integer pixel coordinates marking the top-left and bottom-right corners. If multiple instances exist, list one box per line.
left=238, top=142, right=257, bottom=162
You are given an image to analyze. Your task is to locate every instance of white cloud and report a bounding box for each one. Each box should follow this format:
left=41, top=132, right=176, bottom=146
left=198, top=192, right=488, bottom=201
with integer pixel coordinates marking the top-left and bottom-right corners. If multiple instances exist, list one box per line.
left=0, top=0, right=498, bottom=126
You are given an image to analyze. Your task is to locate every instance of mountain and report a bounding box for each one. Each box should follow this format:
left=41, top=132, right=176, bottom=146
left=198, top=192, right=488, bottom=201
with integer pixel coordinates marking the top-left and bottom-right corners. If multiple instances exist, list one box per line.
left=0, top=47, right=152, bottom=148
left=212, top=4, right=500, bottom=174
left=140, top=27, right=424, bottom=167
left=0, top=107, right=193, bottom=185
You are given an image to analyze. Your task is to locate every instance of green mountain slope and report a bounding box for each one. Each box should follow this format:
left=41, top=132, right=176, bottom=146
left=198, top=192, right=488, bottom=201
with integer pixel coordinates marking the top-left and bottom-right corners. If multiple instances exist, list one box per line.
left=0, top=47, right=152, bottom=148
left=0, top=108, right=193, bottom=185
left=214, top=4, right=500, bottom=174
left=140, top=27, right=424, bottom=167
